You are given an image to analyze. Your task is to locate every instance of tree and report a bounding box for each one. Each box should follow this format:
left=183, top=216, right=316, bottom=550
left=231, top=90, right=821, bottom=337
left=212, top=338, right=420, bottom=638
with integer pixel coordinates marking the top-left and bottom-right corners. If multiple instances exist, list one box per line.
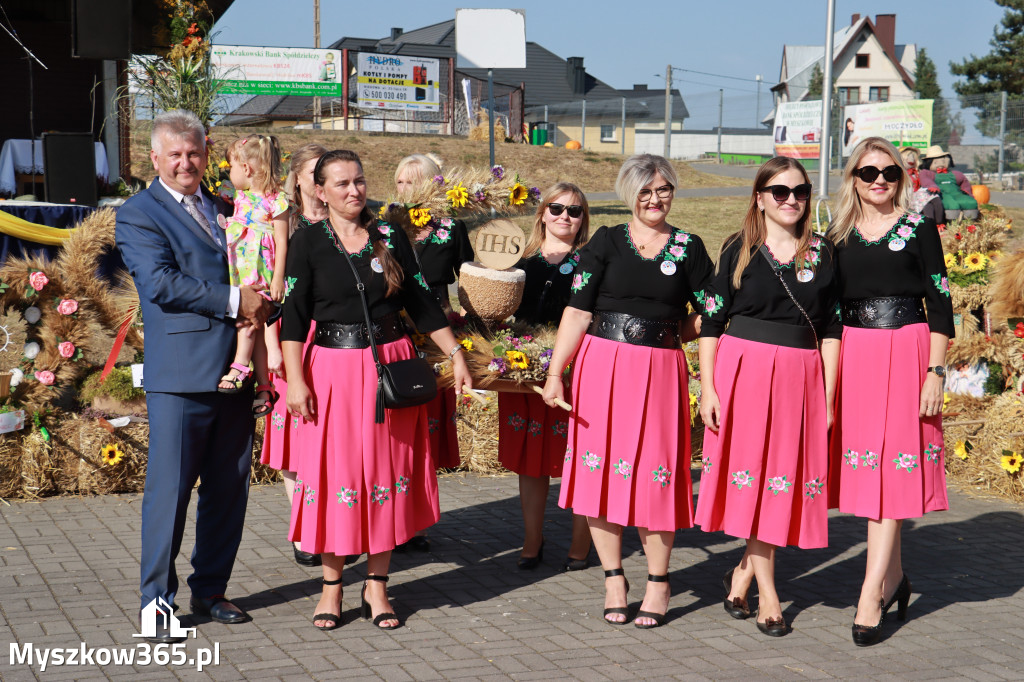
left=914, top=48, right=962, bottom=147
left=806, top=63, right=823, bottom=100
left=950, top=0, right=1024, bottom=142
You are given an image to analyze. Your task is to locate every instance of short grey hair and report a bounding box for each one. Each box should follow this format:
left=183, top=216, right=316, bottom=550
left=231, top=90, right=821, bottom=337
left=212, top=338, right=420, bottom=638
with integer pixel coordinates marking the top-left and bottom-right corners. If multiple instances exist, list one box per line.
left=151, top=109, right=206, bottom=153
left=615, top=153, right=679, bottom=208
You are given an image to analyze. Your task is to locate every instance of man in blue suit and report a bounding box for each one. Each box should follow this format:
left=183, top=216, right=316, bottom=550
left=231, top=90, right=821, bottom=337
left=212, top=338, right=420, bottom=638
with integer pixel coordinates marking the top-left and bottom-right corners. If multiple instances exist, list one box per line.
left=116, top=109, right=274, bottom=643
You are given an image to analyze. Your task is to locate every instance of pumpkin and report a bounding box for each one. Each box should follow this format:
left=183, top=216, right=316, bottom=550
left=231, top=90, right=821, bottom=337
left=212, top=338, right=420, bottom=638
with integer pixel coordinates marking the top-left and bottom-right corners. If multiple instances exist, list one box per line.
left=565, top=140, right=582, bottom=150
left=972, top=183, right=991, bottom=205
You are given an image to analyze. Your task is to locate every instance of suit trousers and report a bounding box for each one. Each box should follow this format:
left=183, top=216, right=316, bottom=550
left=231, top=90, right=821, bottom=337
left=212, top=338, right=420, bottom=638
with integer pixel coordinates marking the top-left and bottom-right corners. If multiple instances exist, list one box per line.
left=139, top=390, right=254, bottom=610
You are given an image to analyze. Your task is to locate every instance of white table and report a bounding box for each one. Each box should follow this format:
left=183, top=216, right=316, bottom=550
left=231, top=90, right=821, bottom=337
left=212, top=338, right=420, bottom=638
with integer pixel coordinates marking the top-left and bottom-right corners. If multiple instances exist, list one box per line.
left=0, top=139, right=109, bottom=195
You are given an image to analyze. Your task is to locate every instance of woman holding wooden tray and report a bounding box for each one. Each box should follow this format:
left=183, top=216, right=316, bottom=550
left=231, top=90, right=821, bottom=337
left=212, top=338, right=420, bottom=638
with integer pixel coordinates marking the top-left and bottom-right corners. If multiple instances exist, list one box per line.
left=543, top=154, right=714, bottom=628
left=498, top=182, right=594, bottom=572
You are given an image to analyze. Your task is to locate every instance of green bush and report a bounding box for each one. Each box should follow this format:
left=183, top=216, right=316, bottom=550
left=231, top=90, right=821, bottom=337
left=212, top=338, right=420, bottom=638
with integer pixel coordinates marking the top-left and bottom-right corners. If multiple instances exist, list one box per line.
left=79, top=367, right=145, bottom=405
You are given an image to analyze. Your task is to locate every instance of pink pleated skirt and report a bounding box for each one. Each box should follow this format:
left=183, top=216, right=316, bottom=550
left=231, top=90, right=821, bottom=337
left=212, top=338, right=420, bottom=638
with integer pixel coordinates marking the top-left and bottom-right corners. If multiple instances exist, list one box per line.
left=828, top=323, right=948, bottom=519
left=288, top=337, right=440, bottom=556
left=425, top=387, right=461, bottom=469
left=557, top=335, right=694, bottom=531
left=694, top=335, right=829, bottom=548
left=260, top=321, right=315, bottom=471
left=498, top=392, right=570, bottom=478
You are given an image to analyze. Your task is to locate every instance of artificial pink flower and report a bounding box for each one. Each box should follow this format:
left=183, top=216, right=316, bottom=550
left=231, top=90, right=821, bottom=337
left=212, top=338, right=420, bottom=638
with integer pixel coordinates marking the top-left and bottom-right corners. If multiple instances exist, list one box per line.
left=57, top=299, right=79, bottom=315
left=28, top=271, right=49, bottom=291
left=58, top=341, right=76, bottom=358
left=34, top=370, right=55, bottom=385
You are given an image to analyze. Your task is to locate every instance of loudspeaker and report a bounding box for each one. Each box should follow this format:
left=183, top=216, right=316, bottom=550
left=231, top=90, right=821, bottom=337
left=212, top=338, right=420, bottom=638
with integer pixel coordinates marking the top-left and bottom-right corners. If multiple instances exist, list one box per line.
left=43, top=133, right=98, bottom=206
left=72, top=0, right=131, bottom=60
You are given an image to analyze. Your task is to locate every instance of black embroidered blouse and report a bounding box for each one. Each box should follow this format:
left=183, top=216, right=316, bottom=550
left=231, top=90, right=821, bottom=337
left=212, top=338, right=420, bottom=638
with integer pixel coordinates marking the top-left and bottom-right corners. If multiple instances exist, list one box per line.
left=414, top=217, right=475, bottom=287
left=513, top=250, right=581, bottom=325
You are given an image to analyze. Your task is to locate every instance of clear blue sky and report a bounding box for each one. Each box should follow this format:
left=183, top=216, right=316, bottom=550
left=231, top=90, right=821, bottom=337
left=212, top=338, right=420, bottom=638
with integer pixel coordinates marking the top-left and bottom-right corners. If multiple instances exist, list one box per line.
left=214, top=0, right=1007, bottom=133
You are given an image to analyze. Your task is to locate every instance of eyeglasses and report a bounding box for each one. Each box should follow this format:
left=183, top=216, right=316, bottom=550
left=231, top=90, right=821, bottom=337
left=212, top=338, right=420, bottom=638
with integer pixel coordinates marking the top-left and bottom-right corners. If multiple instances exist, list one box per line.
left=761, top=183, right=812, bottom=202
left=853, top=165, right=902, bottom=183
left=637, top=184, right=674, bottom=202
left=547, top=203, right=584, bottom=218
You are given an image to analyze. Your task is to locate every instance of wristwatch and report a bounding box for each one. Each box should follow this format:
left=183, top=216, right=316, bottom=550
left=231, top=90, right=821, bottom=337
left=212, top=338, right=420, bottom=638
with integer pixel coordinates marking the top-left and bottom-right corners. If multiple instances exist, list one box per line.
left=927, top=366, right=946, bottom=379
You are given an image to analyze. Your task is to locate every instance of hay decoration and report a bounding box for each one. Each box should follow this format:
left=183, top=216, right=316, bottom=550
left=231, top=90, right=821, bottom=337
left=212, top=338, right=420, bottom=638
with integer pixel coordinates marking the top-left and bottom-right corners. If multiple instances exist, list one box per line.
left=378, top=165, right=539, bottom=243
left=944, top=392, right=1024, bottom=502
left=988, top=239, right=1024, bottom=321
left=0, top=309, right=28, bottom=373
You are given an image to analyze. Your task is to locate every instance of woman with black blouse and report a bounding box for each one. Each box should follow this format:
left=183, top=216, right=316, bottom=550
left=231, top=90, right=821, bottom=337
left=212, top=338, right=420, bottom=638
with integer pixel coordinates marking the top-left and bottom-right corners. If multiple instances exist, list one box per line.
left=543, top=154, right=714, bottom=628
left=499, top=182, right=593, bottom=572
left=695, top=157, right=841, bottom=637
left=827, top=137, right=953, bottom=646
left=282, top=150, right=472, bottom=631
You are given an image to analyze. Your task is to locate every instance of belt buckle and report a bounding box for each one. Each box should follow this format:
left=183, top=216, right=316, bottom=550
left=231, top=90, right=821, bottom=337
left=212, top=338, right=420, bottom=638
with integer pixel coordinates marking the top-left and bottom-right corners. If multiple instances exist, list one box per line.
left=623, top=318, right=647, bottom=342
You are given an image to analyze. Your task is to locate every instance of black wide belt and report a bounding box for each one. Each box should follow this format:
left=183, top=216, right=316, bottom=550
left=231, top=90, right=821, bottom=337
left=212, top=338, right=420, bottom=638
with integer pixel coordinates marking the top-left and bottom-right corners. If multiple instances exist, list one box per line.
left=725, top=315, right=817, bottom=350
left=842, top=297, right=925, bottom=329
left=588, top=311, right=682, bottom=349
left=313, top=312, right=406, bottom=349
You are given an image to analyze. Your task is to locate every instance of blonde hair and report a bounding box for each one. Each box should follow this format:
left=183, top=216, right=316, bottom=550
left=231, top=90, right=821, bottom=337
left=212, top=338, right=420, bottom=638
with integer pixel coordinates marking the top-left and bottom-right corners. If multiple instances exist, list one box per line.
left=614, top=154, right=679, bottom=213
left=523, top=182, right=591, bottom=258
left=829, top=136, right=911, bottom=245
left=284, top=143, right=328, bottom=231
left=719, top=156, right=814, bottom=289
left=226, top=134, right=284, bottom=195
left=899, top=146, right=920, bottom=166
left=394, top=153, right=443, bottom=195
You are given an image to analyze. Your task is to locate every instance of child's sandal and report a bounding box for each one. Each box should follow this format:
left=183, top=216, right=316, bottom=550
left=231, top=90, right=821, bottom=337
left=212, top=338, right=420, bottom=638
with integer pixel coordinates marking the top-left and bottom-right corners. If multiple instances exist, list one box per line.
left=218, top=363, right=253, bottom=394
left=253, top=384, right=279, bottom=418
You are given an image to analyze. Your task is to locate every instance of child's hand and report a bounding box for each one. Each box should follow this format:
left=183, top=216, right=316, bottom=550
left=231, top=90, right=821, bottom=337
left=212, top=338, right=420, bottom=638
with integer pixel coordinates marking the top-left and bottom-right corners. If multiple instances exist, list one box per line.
left=269, top=279, right=285, bottom=302
left=267, top=347, right=285, bottom=379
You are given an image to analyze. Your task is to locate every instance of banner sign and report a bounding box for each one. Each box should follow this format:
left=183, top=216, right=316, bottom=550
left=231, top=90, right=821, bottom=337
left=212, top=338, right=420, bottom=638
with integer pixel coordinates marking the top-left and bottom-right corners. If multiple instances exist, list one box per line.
left=841, top=100, right=933, bottom=156
left=356, top=52, right=441, bottom=111
left=773, top=100, right=823, bottom=160
left=212, top=45, right=342, bottom=96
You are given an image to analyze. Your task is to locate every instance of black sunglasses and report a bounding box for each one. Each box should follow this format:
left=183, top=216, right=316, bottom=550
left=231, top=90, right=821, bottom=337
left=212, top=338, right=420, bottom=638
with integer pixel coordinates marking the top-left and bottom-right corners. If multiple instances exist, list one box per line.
left=762, top=183, right=812, bottom=202
left=853, top=165, right=902, bottom=183
left=547, top=203, right=584, bottom=218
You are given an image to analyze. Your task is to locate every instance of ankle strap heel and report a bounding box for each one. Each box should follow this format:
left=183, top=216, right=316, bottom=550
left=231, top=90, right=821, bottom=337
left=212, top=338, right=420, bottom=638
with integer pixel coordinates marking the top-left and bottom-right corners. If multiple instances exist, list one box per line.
left=604, top=568, right=625, bottom=579
left=647, top=574, right=669, bottom=582
left=365, top=574, right=389, bottom=583
left=321, top=577, right=343, bottom=586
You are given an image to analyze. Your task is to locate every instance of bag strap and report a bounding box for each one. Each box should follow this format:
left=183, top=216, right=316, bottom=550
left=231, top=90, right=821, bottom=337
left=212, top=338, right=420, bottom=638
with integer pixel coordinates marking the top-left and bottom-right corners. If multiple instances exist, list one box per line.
left=339, top=234, right=383, bottom=367
left=757, top=244, right=819, bottom=348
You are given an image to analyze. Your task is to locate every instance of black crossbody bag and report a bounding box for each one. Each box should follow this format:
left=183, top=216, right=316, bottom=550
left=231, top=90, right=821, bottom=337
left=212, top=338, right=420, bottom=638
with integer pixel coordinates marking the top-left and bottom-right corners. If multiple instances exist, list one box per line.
left=341, top=247, right=438, bottom=423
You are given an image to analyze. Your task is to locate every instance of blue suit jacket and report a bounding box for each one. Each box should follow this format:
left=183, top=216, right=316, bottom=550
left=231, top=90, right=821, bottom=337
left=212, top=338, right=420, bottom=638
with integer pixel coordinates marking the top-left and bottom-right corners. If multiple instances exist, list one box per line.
left=115, top=181, right=236, bottom=393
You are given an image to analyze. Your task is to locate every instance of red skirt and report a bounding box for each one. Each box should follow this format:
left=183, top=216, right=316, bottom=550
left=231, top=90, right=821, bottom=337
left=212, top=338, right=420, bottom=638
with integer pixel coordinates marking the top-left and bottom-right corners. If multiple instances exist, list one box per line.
left=498, top=392, right=569, bottom=478
left=425, top=387, right=461, bottom=469
left=694, top=335, right=829, bottom=549
left=828, top=323, right=948, bottom=519
left=288, top=338, right=439, bottom=556
left=557, top=335, right=694, bottom=531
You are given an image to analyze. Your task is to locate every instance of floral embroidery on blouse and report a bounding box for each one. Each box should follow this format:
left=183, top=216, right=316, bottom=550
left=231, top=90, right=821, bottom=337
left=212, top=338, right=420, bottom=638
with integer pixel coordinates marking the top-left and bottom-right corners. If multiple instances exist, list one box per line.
left=414, top=272, right=431, bottom=291
left=582, top=450, right=602, bottom=471
left=844, top=448, right=860, bottom=469
left=924, top=443, right=943, bottom=464
left=664, top=243, right=688, bottom=262
left=428, top=218, right=455, bottom=244
left=697, top=290, right=724, bottom=316
left=337, top=486, right=358, bottom=508
left=766, top=475, right=793, bottom=496
left=730, top=470, right=755, bottom=490
left=371, top=485, right=390, bottom=506
left=861, top=450, right=880, bottom=470
left=395, top=475, right=410, bottom=495
left=894, top=453, right=919, bottom=472
left=804, top=477, right=825, bottom=499
left=271, top=412, right=285, bottom=431
left=931, top=273, right=951, bottom=297
left=652, top=466, right=672, bottom=488
left=284, top=276, right=297, bottom=299
left=571, top=271, right=592, bottom=293
left=614, top=459, right=632, bottom=480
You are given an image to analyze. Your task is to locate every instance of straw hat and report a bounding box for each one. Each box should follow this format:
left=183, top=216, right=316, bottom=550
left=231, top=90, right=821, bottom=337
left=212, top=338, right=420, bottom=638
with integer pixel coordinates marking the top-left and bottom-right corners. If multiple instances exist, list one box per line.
left=922, top=145, right=950, bottom=160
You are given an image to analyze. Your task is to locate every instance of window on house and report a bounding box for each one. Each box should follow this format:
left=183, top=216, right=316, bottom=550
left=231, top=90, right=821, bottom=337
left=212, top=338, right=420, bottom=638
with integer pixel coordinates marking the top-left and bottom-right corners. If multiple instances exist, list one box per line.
left=855, top=54, right=869, bottom=68
left=869, top=86, right=889, bottom=102
left=600, top=124, right=617, bottom=142
left=838, top=87, right=860, bottom=106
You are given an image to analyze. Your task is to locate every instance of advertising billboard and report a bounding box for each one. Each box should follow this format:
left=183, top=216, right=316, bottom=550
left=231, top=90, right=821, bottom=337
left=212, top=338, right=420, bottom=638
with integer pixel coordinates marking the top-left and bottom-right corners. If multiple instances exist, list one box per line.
left=356, top=52, right=441, bottom=111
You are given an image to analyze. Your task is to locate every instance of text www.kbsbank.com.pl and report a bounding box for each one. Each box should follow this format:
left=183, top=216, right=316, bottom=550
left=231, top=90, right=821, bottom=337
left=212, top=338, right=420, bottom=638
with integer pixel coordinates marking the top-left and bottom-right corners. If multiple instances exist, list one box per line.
left=9, top=642, right=220, bottom=672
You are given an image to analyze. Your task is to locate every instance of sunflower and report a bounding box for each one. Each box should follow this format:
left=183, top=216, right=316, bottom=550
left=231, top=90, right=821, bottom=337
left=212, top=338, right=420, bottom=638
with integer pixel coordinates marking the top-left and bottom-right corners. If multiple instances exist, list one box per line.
left=943, top=392, right=951, bottom=411
left=943, top=253, right=956, bottom=269
left=509, top=183, right=528, bottom=206
left=378, top=205, right=388, bottom=219
left=459, top=337, right=474, bottom=352
left=409, top=208, right=432, bottom=227
left=505, top=350, right=529, bottom=369
left=963, top=252, right=988, bottom=272
left=954, top=440, right=971, bottom=460
left=101, top=444, right=125, bottom=466
left=1001, top=452, right=1022, bottom=474
left=446, top=182, right=469, bottom=209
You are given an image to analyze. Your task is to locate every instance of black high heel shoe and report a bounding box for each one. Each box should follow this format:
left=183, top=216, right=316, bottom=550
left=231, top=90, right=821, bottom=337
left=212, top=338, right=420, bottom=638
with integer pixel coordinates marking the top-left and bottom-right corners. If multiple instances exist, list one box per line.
left=882, top=574, right=911, bottom=621
left=634, top=574, right=670, bottom=629
left=602, top=568, right=630, bottom=625
left=755, top=608, right=788, bottom=637
left=360, top=575, right=401, bottom=630
left=722, top=568, right=751, bottom=620
left=851, top=598, right=885, bottom=647
left=293, top=544, right=322, bottom=567
left=312, top=577, right=343, bottom=631
left=517, top=539, right=544, bottom=570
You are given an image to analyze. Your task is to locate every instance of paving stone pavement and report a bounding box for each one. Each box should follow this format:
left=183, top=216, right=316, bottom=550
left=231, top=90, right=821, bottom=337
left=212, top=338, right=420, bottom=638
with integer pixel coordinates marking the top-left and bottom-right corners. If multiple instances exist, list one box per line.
left=1, top=473, right=1023, bottom=680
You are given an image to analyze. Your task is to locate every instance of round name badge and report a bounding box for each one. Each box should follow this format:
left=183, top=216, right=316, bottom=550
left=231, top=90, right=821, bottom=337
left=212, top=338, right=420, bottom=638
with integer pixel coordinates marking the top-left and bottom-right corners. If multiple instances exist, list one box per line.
left=796, top=268, right=814, bottom=283
left=660, top=261, right=677, bottom=276
left=370, top=257, right=385, bottom=273
left=888, top=238, right=906, bottom=252
left=559, top=262, right=573, bottom=275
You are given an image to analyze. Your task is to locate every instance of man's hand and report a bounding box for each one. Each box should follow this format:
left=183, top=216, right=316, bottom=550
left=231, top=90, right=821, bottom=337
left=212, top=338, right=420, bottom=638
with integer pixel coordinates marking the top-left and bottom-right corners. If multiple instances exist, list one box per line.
left=238, top=286, right=273, bottom=330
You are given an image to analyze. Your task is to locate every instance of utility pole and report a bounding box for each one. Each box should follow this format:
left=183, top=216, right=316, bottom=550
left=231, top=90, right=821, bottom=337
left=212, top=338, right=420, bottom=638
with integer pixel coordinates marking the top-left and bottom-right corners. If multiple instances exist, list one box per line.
left=818, top=0, right=836, bottom=197
left=313, top=0, right=321, bottom=129
left=998, top=90, right=1007, bottom=183
left=663, top=64, right=672, bottom=158
left=755, top=74, right=762, bottom=126
left=717, top=89, right=723, bottom=161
